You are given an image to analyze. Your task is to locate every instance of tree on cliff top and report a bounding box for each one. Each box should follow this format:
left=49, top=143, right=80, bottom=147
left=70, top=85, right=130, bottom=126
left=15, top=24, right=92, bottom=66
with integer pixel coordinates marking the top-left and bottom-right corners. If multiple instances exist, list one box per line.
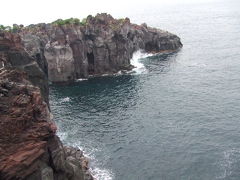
left=0, top=24, right=23, bottom=33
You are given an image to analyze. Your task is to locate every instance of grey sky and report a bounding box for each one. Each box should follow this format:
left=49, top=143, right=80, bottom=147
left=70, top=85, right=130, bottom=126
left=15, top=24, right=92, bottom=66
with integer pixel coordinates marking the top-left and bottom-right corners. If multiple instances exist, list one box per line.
left=1, top=0, right=216, bottom=26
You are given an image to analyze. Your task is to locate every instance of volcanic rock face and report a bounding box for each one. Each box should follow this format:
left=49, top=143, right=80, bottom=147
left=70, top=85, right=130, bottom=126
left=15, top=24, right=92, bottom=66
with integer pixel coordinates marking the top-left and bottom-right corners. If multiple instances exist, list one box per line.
left=19, top=13, right=182, bottom=83
left=0, top=32, right=49, bottom=105
left=0, top=14, right=182, bottom=179
left=0, top=33, right=93, bottom=180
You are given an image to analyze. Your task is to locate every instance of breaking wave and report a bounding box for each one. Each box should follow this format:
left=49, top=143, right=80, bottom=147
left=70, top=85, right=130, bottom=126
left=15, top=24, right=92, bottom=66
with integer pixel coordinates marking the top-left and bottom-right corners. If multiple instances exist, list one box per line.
left=57, top=131, right=113, bottom=180
left=60, top=97, right=70, bottom=103
left=90, top=167, right=113, bottom=180
left=75, top=143, right=114, bottom=180
left=130, top=50, right=151, bottom=74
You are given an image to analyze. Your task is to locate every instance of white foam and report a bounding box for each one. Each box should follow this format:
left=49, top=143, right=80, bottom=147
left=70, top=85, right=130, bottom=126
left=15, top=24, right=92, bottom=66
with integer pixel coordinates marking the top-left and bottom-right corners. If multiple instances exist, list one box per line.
left=57, top=131, right=68, bottom=141
left=102, top=74, right=110, bottom=77
left=60, top=97, right=70, bottom=102
left=76, top=78, right=88, bottom=82
left=130, top=50, right=151, bottom=74
left=217, top=148, right=240, bottom=179
left=74, top=143, right=114, bottom=180
left=90, top=167, right=114, bottom=180
left=56, top=133, right=113, bottom=180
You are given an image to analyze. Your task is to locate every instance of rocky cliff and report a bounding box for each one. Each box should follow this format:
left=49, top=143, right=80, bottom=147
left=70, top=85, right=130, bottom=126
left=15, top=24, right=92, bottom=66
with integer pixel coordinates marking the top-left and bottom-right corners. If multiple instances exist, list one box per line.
left=18, top=13, right=182, bottom=83
left=0, top=31, right=49, bottom=105
left=0, top=14, right=182, bottom=179
left=0, top=32, right=93, bottom=180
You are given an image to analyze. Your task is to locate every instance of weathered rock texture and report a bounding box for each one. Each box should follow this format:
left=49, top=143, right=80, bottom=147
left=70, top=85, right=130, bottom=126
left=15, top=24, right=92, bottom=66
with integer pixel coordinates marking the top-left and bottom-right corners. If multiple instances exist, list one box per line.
left=0, top=32, right=94, bottom=180
left=0, top=31, right=49, bottom=105
left=0, top=13, right=182, bottom=179
left=19, top=13, right=182, bottom=83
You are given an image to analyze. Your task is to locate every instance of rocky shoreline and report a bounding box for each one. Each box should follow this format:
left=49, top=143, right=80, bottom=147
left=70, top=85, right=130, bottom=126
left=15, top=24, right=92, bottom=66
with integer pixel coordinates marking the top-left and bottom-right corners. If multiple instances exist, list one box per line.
left=0, top=32, right=94, bottom=180
left=0, top=13, right=182, bottom=180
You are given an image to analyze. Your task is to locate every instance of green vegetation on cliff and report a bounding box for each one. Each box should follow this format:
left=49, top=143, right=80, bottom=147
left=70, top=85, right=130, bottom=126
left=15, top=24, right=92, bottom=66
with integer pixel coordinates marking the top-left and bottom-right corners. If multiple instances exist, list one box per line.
left=0, top=25, right=11, bottom=31
left=0, top=24, right=23, bottom=33
left=51, top=18, right=87, bottom=26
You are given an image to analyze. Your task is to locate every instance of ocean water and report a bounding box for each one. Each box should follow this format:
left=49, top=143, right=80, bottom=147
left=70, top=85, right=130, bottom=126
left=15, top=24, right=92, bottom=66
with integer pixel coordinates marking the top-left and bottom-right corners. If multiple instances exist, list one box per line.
left=50, top=1, right=240, bottom=179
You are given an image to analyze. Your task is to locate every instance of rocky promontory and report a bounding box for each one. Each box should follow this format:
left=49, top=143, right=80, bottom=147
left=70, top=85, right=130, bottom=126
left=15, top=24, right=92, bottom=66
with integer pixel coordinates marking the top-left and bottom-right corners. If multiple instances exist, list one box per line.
left=0, top=32, right=93, bottom=180
left=17, top=13, right=182, bottom=83
left=0, top=13, right=182, bottom=180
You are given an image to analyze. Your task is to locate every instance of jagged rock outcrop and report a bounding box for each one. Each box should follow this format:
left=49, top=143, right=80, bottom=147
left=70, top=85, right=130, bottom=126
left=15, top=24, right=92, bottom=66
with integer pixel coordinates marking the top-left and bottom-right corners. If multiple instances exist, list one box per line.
left=0, top=32, right=94, bottom=180
left=0, top=13, right=183, bottom=179
left=0, top=31, right=49, bottom=105
left=19, top=13, right=182, bottom=83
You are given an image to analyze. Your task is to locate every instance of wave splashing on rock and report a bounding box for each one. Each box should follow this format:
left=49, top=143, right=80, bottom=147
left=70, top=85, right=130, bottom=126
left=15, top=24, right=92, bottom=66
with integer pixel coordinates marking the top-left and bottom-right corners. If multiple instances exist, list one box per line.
left=130, top=50, right=151, bottom=74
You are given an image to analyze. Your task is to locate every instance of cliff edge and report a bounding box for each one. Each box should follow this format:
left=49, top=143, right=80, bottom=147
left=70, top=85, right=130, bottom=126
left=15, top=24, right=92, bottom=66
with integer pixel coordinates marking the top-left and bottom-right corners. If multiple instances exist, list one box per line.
left=0, top=13, right=183, bottom=179
left=0, top=32, right=93, bottom=180
left=18, top=13, right=182, bottom=83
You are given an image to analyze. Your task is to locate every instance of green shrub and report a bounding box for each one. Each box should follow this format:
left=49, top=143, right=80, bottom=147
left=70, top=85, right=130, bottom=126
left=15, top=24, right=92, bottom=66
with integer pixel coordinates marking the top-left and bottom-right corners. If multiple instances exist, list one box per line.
left=52, top=19, right=65, bottom=25
left=12, top=24, right=19, bottom=33
left=0, top=25, right=17, bottom=32
left=80, top=18, right=87, bottom=25
left=72, top=18, right=80, bottom=25
left=52, top=18, right=81, bottom=26
left=0, top=25, right=6, bottom=31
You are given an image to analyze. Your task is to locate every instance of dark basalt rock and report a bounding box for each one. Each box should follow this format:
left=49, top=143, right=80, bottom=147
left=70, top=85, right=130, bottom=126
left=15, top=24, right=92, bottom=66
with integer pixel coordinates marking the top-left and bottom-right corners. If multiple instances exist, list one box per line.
left=0, top=32, right=94, bottom=180
left=19, top=13, right=182, bottom=83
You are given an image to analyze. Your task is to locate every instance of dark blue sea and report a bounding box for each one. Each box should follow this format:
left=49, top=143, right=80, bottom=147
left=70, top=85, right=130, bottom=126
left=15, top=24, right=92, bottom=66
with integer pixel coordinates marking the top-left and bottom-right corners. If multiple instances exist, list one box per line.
left=50, top=0, right=240, bottom=179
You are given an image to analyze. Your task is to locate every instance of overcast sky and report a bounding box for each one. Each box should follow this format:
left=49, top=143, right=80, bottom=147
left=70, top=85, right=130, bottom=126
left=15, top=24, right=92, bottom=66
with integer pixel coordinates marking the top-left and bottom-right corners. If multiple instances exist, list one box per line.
left=1, top=0, right=217, bottom=26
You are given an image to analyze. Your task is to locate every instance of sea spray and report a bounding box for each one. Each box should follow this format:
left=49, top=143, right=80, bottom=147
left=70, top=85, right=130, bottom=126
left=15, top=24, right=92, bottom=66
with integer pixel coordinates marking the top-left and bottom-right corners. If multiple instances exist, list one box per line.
left=130, top=50, right=152, bottom=74
left=74, top=143, right=114, bottom=180
left=57, top=97, right=71, bottom=104
left=57, top=130, right=113, bottom=180
left=90, top=167, right=113, bottom=180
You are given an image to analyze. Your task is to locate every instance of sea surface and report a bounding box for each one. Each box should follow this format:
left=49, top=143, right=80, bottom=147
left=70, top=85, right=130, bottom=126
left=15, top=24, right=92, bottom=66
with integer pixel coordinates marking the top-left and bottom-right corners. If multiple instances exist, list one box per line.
left=50, top=1, right=240, bottom=179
